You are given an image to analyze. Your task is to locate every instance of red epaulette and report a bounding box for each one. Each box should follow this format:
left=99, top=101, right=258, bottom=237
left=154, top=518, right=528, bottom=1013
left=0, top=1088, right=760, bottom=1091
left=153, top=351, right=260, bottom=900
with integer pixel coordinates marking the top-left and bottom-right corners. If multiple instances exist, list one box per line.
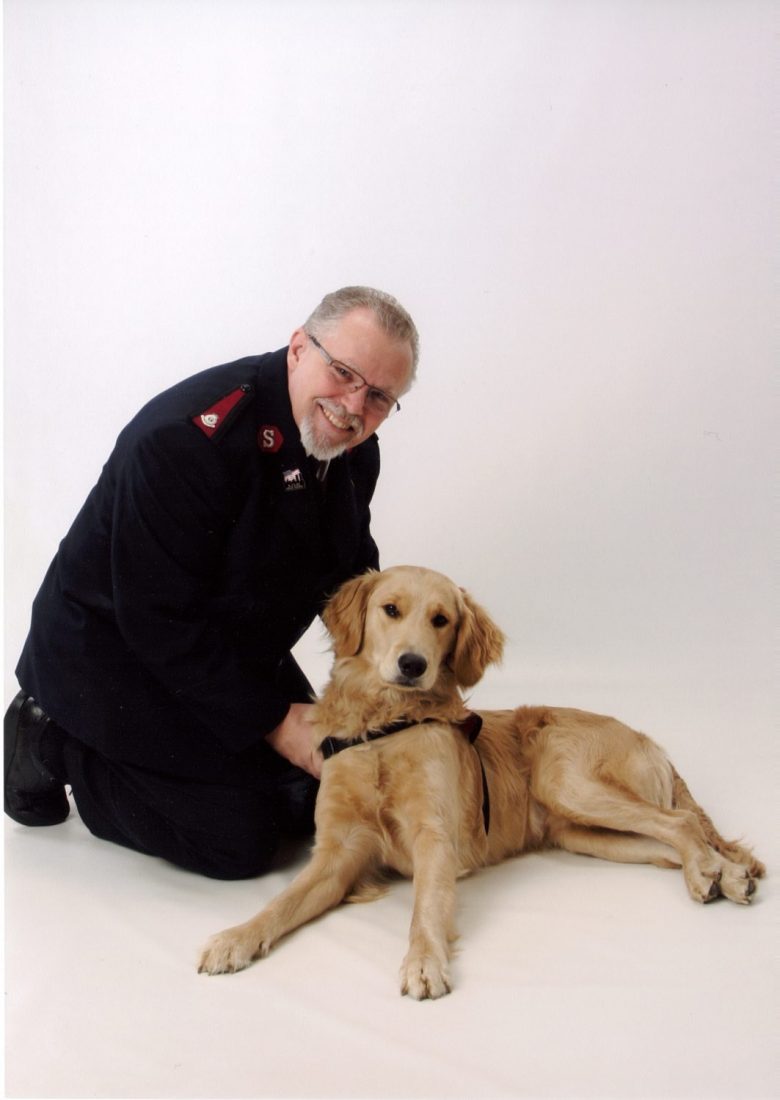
left=191, top=383, right=253, bottom=442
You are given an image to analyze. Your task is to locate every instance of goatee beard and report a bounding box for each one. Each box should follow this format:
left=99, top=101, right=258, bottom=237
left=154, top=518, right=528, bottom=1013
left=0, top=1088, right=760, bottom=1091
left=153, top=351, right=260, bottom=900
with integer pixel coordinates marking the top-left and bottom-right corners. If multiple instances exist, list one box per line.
left=299, top=414, right=350, bottom=461
left=299, top=401, right=364, bottom=461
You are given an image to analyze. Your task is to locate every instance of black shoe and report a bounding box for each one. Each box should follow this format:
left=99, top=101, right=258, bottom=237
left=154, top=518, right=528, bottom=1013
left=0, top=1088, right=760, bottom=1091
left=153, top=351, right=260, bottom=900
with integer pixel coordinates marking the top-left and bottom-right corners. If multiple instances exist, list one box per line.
left=4, top=692, right=69, bottom=826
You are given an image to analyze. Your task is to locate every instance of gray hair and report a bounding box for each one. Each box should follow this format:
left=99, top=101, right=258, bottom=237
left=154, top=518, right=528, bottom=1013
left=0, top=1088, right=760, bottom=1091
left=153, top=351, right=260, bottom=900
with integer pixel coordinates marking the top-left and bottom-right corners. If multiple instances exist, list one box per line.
left=304, top=286, right=419, bottom=389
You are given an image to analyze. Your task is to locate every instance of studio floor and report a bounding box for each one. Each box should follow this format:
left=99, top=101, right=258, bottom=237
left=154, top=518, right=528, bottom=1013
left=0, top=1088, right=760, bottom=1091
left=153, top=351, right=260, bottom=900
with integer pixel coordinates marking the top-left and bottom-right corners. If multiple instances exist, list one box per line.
left=4, top=674, right=777, bottom=1100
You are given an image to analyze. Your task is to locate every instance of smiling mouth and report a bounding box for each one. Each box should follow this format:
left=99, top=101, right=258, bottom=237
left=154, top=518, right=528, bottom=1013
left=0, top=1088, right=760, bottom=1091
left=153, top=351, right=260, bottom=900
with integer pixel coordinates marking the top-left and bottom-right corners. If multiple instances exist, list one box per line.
left=317, top=401, right=361, bottom=435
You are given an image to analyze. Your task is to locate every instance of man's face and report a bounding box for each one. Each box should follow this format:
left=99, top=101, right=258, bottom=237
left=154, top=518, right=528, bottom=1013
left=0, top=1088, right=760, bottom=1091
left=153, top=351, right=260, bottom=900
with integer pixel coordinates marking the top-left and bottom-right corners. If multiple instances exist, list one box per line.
left=287, top=307, right=414, bottom=461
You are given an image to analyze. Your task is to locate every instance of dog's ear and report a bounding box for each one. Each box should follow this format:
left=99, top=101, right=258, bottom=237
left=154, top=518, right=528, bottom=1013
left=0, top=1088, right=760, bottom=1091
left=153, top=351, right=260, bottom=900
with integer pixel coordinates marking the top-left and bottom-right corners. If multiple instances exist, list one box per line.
left=322, top=570, right=380, bottom=657
left=451, top=589, right=505, bottom=688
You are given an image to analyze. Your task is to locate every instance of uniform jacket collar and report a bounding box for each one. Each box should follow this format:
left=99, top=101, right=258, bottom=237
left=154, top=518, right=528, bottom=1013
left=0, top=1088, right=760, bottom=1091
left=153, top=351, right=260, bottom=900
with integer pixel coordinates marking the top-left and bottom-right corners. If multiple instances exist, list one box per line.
left=253, top=349, right=368, bottom=585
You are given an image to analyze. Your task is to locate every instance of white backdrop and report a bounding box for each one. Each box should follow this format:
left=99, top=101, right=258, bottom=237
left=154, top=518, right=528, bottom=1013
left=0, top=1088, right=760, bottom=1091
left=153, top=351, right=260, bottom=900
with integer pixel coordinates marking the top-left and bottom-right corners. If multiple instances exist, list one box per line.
left=5, top=0, right=774, bottom=712
left=4, top=3, right=777, bottom=1098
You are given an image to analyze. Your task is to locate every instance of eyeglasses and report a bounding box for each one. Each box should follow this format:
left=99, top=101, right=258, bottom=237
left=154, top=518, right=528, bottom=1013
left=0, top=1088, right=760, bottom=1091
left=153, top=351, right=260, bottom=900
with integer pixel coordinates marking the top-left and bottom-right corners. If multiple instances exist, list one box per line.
left=307, top=332, right=401, bottom=419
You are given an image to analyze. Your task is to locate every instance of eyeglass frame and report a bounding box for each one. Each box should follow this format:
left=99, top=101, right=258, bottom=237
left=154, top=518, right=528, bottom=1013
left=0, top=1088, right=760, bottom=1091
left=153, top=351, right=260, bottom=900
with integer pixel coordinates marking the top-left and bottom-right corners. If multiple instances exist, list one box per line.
left=305, top=331, right=402, bottom=418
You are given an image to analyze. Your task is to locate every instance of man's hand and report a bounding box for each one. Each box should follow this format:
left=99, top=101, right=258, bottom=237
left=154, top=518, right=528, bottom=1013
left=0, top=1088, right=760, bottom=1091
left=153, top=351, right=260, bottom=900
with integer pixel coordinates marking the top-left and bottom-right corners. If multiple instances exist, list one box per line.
left=265, top=702, right=323, bottom=779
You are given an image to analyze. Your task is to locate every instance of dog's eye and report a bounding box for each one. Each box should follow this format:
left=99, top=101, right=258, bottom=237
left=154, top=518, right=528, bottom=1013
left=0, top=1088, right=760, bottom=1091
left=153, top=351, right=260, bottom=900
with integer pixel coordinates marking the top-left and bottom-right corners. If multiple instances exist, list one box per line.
left=431, top=613, right=449, bottom=628
left=383, top=603, right=400, bottom=618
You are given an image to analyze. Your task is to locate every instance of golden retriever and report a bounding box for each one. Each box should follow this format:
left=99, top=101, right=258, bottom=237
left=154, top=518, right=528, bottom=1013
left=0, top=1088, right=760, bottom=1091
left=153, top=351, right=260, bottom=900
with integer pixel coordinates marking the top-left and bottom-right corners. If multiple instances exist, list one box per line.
left=198, top=565, right=764, bottom=998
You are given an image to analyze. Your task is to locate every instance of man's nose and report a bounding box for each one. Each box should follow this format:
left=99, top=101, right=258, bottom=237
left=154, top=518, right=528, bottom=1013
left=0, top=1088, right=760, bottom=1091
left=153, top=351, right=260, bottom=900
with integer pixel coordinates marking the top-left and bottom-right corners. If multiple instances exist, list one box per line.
left=341, top=385, right=368, bottom=415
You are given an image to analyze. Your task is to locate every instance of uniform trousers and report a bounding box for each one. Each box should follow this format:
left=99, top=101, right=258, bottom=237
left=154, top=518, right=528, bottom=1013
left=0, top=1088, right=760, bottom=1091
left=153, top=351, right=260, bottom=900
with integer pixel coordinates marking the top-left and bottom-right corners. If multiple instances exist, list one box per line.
left=39, top=656, right=319, bottom=880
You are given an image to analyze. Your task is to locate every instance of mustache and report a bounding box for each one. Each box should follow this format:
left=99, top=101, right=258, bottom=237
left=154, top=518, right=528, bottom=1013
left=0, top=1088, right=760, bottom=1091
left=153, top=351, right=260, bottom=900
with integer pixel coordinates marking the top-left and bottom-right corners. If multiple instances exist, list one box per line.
left=317, top=398, right=364, bottom=434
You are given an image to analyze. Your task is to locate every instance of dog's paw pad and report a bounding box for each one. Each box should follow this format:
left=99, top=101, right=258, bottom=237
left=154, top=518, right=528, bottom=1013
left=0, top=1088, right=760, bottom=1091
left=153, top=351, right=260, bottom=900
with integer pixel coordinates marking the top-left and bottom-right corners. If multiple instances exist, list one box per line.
left=705, top=879, right=721, bottom=902
left=719, top=862, right=759, bottom=904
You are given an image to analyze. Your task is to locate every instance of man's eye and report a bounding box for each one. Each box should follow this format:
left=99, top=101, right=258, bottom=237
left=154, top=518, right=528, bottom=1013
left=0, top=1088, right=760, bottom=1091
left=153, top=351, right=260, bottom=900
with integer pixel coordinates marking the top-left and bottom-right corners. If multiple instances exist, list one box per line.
left=432, top=614, right=449, bottom=628
left=383, top=604, right=400, bottom=618
left=368, top=389, right=392, bottom=410
left=332, top=363, right=355, bottom=384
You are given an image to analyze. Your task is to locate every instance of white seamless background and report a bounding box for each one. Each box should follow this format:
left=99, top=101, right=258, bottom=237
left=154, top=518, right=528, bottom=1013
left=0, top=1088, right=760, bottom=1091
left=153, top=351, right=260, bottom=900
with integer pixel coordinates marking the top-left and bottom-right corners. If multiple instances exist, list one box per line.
left=4, top=3, right=776, bottom=1099
left=6, top=1, right=774, bottom=744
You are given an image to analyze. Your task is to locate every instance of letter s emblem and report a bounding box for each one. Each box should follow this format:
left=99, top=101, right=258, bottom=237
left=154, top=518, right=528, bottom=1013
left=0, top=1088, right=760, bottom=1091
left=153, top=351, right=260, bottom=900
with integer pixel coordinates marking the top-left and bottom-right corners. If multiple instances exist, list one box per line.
left=258, top=425, right=283, bottom=453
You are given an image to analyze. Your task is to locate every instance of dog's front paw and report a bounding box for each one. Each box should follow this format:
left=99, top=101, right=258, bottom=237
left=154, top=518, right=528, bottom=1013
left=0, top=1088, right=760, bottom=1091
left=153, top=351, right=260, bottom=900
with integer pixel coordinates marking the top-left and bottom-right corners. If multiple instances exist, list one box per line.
left=400, top=951, right=452, bottom=1000
left=197, top=924, right=268, bottom=976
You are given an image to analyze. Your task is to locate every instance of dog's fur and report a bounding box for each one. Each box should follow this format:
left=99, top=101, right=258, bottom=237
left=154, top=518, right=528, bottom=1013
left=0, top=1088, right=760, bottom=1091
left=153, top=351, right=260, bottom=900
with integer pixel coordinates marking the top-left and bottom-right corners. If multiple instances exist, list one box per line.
left=199, top=565, right=764, bottom=998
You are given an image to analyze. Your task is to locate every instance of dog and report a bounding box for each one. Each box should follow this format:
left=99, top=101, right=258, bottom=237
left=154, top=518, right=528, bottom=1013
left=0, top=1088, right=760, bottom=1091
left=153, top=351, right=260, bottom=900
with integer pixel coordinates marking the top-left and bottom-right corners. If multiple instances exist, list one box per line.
left=198, top=565, right=764, bottom=998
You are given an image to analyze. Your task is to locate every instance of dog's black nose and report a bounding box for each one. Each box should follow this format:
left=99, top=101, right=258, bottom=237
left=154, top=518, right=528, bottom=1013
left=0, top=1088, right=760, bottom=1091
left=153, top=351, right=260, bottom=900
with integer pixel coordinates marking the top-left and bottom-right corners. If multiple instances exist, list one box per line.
left=398, top=652, right=427, bottom=680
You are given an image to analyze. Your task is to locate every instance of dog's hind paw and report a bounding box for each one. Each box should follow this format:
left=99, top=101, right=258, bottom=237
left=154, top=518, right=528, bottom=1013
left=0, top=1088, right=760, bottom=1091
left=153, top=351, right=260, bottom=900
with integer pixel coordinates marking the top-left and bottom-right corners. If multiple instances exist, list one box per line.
left=400, top=952, right=452, bottom=1000
left=685, top=850, right=761, bottom=906
left=197, top=926, right=266, bottom=975
left=719, top=860, right=760, bottom=905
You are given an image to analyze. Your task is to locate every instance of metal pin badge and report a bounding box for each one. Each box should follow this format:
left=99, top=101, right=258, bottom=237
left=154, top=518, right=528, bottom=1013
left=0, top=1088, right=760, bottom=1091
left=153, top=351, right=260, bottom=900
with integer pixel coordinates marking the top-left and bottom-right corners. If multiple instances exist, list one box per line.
left=282, top=468, right=306, bottom=492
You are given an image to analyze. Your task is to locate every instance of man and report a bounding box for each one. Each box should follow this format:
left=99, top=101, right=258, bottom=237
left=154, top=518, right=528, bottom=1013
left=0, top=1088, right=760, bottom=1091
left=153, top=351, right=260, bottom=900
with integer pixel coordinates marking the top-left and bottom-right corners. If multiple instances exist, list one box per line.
left=5, top=286, right=418, bottom=878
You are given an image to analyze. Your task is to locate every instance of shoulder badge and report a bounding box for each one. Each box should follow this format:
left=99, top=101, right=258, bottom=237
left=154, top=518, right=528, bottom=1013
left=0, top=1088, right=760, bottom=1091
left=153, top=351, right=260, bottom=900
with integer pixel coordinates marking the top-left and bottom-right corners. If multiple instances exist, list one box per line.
left=191, top=384, right=252, bottom=441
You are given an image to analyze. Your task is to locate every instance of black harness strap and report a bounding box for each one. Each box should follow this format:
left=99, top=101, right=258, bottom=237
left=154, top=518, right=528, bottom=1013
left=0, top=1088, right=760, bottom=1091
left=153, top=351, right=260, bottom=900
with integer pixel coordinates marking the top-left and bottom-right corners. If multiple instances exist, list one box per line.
left=460, top=713, right=491, bottom=835
left=319, top=717, right=438, bottom=760
left=319, top=712, right=490, bottom=834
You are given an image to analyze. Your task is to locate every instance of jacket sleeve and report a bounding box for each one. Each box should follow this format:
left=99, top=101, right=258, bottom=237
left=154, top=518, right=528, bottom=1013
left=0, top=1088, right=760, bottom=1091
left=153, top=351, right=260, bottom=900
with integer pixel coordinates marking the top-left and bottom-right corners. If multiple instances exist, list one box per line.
left=108, top=420, right=290, bottom=751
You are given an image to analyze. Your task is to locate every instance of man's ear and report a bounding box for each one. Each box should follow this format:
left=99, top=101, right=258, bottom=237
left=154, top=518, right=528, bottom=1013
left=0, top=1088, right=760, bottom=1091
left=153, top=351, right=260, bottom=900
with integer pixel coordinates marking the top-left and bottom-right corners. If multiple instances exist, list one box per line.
left=287, top=327, right=307, bottom=372
left=451, top=589, right=505, bottom=688
left=322, top=570, right=381, bottom=657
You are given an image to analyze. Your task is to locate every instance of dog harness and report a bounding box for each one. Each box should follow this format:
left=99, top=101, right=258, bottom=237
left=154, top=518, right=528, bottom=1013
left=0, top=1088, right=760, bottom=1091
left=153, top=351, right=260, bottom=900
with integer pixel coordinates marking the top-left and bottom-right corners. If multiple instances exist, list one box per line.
left=319, top=712, right=491, bottom=834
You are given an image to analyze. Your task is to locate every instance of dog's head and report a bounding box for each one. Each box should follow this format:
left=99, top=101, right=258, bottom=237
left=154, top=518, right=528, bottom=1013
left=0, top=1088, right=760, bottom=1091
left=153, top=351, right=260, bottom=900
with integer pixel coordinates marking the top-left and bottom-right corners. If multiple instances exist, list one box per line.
left=322, top=565, right=505, bottom=692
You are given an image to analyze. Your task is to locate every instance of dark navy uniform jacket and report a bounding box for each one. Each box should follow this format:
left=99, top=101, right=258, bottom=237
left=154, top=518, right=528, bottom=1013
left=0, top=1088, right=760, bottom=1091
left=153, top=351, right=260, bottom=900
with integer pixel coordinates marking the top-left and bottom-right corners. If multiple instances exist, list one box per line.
left=16, top=348, right=380, bottom=775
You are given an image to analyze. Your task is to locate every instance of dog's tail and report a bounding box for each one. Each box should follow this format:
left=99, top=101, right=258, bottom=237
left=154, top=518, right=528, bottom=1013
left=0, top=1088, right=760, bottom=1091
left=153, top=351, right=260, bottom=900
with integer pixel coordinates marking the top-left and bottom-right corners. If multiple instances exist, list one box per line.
left=671, top=768, right=765, bottom=877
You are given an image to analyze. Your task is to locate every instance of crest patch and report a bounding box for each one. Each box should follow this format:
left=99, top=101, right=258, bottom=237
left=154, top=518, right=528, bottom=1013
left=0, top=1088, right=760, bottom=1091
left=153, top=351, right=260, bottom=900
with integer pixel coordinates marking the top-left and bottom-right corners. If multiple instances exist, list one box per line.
left=191, top=385, right=252, bottom=440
